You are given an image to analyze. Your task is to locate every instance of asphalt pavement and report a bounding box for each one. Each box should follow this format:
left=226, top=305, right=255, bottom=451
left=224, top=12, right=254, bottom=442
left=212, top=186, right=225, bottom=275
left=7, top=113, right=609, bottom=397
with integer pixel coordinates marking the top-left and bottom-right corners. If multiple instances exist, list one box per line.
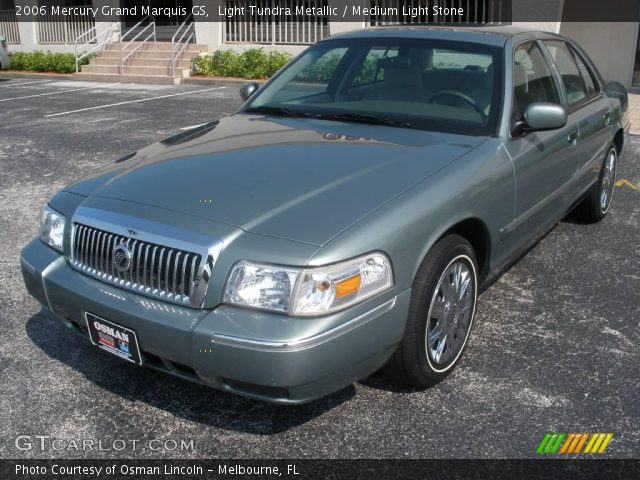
left=0, top=76, right=638, bottom=459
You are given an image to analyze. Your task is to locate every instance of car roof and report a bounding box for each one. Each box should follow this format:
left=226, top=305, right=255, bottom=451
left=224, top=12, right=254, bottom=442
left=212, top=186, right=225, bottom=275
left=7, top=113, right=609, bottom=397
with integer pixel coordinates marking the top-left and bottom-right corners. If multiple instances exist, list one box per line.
left=322, top=25, right=558, bottom=47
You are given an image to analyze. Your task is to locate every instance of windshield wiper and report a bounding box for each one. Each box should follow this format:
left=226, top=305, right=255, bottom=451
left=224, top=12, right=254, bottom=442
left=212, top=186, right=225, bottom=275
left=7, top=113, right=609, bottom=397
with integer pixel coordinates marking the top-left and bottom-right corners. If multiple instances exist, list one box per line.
left=245, top=107, right=414, bottom=129
left=244, top=105, right=312, bottom=118
left=311, top=112, right=414, bottom=129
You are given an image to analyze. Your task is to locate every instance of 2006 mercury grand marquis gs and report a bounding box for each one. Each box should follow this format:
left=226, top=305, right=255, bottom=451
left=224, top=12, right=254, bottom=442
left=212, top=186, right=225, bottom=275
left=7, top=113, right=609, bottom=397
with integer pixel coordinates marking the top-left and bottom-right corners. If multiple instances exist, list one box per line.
left=21, top=27, right=629, bottom=404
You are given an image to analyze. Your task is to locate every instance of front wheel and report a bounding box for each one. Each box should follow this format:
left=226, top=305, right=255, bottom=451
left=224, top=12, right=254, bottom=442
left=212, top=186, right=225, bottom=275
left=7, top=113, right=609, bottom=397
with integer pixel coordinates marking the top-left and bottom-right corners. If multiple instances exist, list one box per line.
left=384, top=234, right=478, bottom=387
left=573, top=145, right=617, bottom=222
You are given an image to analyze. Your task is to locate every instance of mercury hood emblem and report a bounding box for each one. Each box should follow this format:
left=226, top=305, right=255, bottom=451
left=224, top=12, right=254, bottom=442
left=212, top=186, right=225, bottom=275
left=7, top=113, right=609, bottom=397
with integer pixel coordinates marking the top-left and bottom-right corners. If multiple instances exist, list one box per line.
left=113, top=243, right=133, bottom=273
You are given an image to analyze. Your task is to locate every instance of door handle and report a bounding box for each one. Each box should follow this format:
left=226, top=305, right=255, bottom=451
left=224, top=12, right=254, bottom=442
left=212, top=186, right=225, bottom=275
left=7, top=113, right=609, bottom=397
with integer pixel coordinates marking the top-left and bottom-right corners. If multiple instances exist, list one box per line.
left=567, top=131, right=579, bottom=144
left=603, top=111, right=612, bottom=125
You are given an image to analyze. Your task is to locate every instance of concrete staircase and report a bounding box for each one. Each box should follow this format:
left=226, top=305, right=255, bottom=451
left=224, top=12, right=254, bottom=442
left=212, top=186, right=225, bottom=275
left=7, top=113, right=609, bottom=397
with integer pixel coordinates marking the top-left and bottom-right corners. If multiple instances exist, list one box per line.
left=74, top=42, right=208, bottom=85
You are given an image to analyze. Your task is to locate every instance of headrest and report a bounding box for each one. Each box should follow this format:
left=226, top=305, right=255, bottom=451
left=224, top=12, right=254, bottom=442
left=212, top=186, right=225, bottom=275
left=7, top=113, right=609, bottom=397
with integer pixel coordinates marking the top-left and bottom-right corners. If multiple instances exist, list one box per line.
left=378, top=56, right=421, bottom=86
left=514, top=62, right=528, bottom=91
left=413, top=49, right=433, bottom=70
left=485, top=63, right=494, bottom=88
left=378, top=56, right=411, bottom=69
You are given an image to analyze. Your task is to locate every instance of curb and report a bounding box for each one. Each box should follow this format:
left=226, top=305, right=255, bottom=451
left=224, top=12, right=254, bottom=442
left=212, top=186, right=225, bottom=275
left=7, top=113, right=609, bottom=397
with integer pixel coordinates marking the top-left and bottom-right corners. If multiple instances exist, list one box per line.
left=0, top=71, right=270, bottom=87
left=0, top=71, right=75, bottom=80
left=183, top=76, right=267, bottom=87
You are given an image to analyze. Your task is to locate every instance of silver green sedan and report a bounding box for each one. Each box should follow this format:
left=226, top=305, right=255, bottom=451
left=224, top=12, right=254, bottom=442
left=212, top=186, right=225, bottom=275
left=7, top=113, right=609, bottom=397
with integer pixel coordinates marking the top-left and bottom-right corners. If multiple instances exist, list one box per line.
left=21, top=26, right=629, bottom=404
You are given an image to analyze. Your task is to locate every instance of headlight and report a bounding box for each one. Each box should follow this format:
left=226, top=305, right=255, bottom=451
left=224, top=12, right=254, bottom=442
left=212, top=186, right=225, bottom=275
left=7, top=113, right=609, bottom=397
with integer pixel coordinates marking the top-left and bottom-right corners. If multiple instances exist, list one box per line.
left=223, top=253, right=393, bottom=316
left=40, top=205, right=65, bottom=252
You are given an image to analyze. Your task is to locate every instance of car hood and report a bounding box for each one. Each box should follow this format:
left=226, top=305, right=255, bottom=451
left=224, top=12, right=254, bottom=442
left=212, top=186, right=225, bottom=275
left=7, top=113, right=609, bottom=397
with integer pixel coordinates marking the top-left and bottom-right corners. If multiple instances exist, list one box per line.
left=66, top=114, right=486, bottom=246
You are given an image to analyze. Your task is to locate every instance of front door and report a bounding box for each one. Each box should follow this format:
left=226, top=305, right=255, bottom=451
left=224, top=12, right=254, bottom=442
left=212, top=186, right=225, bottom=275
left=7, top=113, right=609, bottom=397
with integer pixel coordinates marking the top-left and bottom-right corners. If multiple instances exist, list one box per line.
left=541, top=40, right=612, bottom=194
left=504, top=40, right=580, bottom=241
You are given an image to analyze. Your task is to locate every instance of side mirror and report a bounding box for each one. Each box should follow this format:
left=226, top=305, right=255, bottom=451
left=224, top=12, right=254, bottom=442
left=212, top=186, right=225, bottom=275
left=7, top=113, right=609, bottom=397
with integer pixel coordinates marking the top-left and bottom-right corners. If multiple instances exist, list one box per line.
left=606, top=81, right=628, bottom=112
left=512, top=102, right=567, bottom=136
left=239, top=82, right=259, bottom=102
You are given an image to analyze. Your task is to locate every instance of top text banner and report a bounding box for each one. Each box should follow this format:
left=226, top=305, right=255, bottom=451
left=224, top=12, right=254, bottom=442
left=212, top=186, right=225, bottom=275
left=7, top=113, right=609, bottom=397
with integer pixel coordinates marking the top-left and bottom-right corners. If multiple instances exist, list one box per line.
left=10, top=0, right=640, bottom=23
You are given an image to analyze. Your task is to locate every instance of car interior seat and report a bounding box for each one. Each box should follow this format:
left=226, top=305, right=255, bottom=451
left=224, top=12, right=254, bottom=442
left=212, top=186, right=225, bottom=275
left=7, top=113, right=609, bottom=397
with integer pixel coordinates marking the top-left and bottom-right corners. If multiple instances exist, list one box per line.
left=362, top=56, right=423, bottom=102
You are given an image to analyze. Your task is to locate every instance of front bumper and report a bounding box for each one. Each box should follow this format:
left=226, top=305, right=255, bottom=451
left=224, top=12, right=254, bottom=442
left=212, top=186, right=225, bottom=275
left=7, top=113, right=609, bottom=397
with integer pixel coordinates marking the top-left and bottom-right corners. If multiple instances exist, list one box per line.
left=21, top=239, right=410, bottom=404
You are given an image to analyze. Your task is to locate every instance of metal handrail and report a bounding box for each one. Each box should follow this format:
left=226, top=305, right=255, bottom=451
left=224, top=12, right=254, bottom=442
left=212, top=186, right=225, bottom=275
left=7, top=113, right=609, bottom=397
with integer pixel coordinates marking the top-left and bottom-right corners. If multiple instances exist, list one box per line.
left=119, top=15, right=156, bottom=75
left=171, top=14, right=194, bottom=77
left=74, top=21, right=118, bottom=73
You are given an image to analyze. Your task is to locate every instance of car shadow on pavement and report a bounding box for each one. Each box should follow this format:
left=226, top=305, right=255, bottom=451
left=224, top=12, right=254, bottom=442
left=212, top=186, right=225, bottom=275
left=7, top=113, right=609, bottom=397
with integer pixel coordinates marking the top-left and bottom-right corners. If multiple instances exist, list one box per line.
left=358, top=373, right=423, bottom=394
left=26, top=309, right=355, bottom=435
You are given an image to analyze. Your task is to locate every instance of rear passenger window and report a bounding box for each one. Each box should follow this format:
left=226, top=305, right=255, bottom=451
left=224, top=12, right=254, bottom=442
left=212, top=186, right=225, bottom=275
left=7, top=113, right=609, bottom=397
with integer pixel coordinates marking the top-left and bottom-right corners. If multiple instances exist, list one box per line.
left=544, top=40, right=596, bottom=106
left=513, top=42, right=560, bottom=121
left=571, top=47, right=599, bottom=96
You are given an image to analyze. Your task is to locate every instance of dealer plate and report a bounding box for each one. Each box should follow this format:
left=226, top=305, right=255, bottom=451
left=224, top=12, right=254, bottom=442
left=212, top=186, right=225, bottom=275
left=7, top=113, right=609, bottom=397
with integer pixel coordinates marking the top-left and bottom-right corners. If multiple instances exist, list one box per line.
left=85, top=312, right=142, bottom=365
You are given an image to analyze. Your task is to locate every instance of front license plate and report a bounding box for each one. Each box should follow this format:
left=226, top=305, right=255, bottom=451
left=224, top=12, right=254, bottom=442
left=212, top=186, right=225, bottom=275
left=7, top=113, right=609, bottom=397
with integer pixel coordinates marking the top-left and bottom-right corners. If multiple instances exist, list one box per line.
left=85, top=313, right=142, bottom=365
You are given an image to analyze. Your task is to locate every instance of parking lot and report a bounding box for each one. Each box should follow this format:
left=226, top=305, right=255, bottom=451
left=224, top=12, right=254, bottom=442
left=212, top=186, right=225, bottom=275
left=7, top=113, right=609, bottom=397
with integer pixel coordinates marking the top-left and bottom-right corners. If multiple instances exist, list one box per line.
left=0, top=76, right=638, bottom=459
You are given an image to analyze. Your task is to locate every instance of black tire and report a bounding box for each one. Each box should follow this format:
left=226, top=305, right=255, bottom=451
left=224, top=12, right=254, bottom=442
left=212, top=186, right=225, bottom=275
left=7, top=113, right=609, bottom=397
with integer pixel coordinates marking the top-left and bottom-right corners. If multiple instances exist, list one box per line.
left=384, top=234, right=478, bottom=387
left=572, top=144, right=617, bottom=223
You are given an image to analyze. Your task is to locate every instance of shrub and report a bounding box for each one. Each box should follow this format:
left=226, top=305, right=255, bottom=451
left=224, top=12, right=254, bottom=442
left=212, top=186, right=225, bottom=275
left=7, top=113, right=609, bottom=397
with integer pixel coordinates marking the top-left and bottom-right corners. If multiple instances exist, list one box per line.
left=264, top=51, right=292, bottom=77
left=192, top=48, right=292, bottom=79
left=296, top=53, right=342, bottom=83
left=8, top=51, right=92, bottom=74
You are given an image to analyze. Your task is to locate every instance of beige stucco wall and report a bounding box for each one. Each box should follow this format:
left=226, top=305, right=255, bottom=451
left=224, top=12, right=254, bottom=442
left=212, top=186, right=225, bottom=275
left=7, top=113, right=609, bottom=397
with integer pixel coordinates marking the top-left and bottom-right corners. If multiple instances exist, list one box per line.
left=6, top=0, right=639, bottom=88
left=559, top=22, right=637, bottom=87
left=512, top=0, right=563, bottom=32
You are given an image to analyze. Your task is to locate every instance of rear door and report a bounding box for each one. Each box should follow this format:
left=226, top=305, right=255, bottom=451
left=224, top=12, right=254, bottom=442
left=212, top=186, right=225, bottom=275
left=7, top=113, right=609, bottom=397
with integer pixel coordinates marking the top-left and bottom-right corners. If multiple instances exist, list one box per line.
left=541, top=40, right=612, bottom=193
left=503, top=40, right=579, bottom=241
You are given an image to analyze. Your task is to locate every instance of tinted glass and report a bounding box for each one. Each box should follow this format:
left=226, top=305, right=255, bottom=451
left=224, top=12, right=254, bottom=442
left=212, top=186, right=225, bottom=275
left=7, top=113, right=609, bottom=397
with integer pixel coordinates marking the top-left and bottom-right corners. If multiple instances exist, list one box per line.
left=513, top=42, right=560, bottom=120
left=571, top=46, right=599, bottom=96
left=352, top=46, right=399, bottom=86
left=246, top=39, right=501, bottom=136
left=544, top=40, right=592, bottom=105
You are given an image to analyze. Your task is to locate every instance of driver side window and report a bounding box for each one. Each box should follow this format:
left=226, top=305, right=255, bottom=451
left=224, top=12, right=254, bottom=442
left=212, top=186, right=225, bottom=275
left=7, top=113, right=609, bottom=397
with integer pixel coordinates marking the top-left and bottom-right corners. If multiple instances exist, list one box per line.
left=513, top=42, right=560, bottom=122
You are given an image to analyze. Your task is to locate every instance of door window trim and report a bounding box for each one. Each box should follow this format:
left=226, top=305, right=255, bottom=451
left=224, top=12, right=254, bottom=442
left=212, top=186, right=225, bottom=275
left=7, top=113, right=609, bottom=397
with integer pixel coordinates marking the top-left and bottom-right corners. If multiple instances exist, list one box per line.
left=569, top=44, right=602, bottom=92
left=508, top=39, right=564, bottom=139
left=540, top=39, right=603, bottom=113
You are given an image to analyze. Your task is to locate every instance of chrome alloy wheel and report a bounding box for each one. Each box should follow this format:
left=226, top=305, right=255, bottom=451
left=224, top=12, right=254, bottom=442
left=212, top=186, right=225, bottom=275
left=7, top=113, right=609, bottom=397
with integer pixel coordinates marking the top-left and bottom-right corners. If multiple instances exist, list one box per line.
left=600, top=148, right=617, bottom=213
left=425, top=255, right=477, bottom=372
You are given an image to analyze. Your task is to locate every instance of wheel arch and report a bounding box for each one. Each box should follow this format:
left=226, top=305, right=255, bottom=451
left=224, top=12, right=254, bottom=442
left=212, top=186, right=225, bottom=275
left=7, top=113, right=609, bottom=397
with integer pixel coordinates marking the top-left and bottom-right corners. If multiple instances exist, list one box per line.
left=613, top=128, right=624, bottom=155
left=414, top=217, right=492, bottom=286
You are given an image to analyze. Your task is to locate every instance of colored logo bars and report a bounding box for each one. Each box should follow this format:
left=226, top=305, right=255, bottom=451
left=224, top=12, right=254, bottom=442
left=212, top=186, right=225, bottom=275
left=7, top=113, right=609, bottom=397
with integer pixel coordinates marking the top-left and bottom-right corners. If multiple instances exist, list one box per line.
left=537, top=433, right=613, bottom=455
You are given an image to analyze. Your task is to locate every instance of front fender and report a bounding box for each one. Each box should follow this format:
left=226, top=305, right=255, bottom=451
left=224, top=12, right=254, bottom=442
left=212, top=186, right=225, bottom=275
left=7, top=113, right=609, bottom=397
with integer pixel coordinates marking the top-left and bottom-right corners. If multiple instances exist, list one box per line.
left=307, top=139, right=513, bottom=292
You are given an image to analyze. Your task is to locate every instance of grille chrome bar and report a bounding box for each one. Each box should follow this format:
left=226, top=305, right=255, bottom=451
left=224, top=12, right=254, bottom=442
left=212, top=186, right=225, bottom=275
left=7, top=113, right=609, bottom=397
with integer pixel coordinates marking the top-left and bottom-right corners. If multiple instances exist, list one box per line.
left=70, top=223, right=209, bottom=307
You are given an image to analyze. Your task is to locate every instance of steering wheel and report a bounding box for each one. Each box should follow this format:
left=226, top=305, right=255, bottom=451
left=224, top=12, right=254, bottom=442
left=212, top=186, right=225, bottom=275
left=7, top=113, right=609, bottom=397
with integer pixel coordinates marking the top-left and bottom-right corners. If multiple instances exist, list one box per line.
left=427, top=90, right=487, bottom=118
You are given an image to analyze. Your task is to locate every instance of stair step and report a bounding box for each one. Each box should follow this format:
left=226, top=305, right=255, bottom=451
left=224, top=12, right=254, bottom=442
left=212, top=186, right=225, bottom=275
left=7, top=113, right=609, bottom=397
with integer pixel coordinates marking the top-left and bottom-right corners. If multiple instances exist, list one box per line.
left=105, top=42, right=207, bottom=52
left=90, top=57, right=192, bottom=68
left=97, top=50, right=202, bottom=60
left=73, top=72, right=180, bottom=85
left=82, top=64, right=191, bottom=76
left=82, top=65, right=120, bottom=74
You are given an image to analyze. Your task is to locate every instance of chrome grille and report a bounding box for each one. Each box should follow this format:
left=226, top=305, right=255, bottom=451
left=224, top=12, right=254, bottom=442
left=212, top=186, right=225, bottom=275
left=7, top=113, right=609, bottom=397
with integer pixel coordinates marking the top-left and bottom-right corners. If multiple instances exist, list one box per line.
left=71, top=223, right=206, bottom=306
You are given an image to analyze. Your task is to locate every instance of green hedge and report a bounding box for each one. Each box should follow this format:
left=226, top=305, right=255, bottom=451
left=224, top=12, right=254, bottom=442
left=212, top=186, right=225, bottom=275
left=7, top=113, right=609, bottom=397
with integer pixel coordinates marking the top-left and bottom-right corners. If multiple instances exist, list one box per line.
left=8, top=51, right=92, bottom=74
left=192, top=49, right=292, bottom=80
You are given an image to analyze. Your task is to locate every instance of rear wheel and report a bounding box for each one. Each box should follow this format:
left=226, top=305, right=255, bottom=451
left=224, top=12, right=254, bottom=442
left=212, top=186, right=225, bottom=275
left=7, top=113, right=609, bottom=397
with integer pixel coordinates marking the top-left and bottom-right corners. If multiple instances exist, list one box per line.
left=573, top=145, right=617, bottom=222
left=384, top=234, right=478, bottom=387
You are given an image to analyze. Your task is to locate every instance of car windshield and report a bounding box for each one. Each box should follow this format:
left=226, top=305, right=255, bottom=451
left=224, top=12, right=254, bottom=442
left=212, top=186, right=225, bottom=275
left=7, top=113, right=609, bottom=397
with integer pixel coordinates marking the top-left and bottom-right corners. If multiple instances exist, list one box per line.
left=244, top=38, right=501, bottom=136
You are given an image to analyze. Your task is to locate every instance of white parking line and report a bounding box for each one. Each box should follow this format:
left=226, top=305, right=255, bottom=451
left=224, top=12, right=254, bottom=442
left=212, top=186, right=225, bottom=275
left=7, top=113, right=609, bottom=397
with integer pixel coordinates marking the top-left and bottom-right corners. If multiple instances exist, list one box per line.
left=0, top=85, right=109, bottom=103
left=44, top=87, right=227, bottom=118
left=0, top=79, right=52, bottom=88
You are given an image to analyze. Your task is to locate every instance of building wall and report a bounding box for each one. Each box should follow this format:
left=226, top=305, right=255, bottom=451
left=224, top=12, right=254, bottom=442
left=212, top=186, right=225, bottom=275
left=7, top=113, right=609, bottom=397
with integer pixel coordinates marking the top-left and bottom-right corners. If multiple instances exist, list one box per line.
left=3, top=0, right=639, bottom=88
left=512, top=0, right=563, bottom=33
left=9, top=0, right=117, bottom=53
left=559, top=22, right=638, bottom=86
